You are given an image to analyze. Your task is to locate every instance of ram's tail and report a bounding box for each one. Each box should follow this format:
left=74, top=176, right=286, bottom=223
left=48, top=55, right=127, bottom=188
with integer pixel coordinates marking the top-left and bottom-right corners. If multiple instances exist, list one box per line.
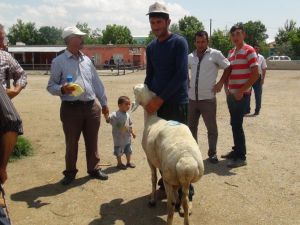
left=176, top=156, right=201, bottom=186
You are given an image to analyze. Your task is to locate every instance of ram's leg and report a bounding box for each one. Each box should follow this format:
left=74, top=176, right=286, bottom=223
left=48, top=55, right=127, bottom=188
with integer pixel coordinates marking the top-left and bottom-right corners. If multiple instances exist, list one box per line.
left=181, top=184, right=190, bottom=225
left=148, top=161, right=157, bottom=207
left=164, top=181, right=178, bottom=225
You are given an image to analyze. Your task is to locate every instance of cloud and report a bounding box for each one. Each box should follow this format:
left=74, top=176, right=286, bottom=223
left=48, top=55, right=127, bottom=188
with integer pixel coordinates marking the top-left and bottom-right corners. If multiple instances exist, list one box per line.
left=0, top=0, right=190, bottom=36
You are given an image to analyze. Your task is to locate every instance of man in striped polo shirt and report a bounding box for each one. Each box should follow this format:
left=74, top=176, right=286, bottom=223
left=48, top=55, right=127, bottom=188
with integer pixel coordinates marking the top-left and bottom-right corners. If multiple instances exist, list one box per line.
left=221, top=23, right=259, bottom=168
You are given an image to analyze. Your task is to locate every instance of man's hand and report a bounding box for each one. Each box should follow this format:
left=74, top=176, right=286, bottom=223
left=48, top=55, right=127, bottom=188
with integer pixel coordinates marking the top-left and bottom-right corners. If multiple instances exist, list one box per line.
left=132, top=133, right=136, bottom=139
left=213, top=81, right=223, bottom=94
left=145, top=96, right=164, bottom=114
left=0, top=168, right=7, bottom=184
left=102, top=105, right=109, bottom=115
left=61, top=84, right=75, bottom=95
left=6, top=86, right=22, bottom=99
left=234, top=90, right=244, bottom=101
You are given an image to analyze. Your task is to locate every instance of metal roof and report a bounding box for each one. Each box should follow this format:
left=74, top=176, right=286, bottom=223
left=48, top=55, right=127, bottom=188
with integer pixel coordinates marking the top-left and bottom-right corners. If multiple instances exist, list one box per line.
left=8, top=46, right=66, bottom=53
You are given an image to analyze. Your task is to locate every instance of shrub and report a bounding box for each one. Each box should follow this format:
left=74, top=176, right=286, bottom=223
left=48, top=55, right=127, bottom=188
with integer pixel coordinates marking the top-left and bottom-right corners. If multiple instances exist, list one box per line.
left=9, top=136, right=33, bottom=162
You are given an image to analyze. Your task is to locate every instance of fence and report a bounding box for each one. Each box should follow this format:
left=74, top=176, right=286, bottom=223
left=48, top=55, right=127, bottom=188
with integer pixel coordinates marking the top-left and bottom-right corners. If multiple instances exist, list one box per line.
left=266, top=60, right=300, bottom=70
left=19, top=63, right=145, bottom=75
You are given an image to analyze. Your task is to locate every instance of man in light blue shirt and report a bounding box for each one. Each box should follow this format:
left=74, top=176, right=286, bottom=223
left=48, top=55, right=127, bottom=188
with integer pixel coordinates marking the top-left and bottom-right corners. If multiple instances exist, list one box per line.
left=47, top=26, right=109, bottom=185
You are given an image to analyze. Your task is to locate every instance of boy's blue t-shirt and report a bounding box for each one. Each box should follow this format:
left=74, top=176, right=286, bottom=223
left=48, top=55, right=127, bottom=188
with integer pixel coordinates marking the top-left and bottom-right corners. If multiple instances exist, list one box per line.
left=145, top=33, right=189, bottom=104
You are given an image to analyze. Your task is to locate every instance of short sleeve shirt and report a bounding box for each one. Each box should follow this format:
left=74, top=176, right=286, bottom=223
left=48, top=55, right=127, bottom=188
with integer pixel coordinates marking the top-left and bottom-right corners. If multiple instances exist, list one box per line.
left=109, top=110, right=132, bottom=147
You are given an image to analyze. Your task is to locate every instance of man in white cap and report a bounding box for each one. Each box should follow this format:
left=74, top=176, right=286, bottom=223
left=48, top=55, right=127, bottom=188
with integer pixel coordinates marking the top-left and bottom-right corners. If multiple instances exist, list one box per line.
left=144, top=2, right=194, bottom=211
left=47, top=26, right=109, bottom=185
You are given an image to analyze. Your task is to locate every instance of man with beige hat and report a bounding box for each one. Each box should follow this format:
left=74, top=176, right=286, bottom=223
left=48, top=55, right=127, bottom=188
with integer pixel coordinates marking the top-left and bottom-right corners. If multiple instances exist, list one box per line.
left=47, top=26, right=109, bottom=185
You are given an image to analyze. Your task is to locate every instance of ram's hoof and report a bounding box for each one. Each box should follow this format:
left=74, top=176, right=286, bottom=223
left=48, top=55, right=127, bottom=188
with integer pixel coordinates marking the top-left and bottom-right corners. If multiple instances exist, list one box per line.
left=148, top=200, right=156, bottom=208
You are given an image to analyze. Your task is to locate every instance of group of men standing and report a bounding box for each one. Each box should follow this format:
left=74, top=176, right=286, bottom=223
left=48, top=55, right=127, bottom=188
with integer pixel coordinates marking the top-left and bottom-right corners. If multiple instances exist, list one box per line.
left=145, top=2, right=267, bottom=169
left=0, top=1, right=268, bottom=223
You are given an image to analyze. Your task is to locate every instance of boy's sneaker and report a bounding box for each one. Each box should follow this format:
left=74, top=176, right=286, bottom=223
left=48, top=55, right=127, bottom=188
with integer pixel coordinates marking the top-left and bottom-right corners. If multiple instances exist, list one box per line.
left=126, top=162, right=136, bottom=168
left=227, top=158, right=247, bottom=168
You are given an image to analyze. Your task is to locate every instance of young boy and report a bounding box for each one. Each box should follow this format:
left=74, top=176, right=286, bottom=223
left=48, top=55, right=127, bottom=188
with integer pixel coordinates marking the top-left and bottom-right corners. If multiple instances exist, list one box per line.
left=105, top=96, right=136, bottom=170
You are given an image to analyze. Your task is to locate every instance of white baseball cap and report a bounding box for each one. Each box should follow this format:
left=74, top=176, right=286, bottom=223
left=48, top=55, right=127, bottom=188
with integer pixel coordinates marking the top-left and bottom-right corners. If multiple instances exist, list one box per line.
left=147, top=2, right=169, bottom=15
left=62, top=26, right=86, bottom=39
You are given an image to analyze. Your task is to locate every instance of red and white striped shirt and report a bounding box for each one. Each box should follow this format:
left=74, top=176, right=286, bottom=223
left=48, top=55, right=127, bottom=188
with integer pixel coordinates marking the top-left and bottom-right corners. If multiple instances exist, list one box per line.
left=227, top=44, right=258, bottom=94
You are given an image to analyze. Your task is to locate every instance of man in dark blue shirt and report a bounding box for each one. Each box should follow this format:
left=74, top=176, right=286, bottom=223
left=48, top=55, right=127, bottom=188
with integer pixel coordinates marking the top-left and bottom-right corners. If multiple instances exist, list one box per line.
left=144, top=1, right=193, bottom=212
left=144, top=5, right=189, bottom=123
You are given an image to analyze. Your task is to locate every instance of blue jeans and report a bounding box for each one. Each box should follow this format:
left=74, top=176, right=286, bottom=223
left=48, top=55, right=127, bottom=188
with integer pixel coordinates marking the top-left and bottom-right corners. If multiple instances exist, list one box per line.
left=245, top=76, right=262, bottom=113
left=227, top=94, right=247, bottom=160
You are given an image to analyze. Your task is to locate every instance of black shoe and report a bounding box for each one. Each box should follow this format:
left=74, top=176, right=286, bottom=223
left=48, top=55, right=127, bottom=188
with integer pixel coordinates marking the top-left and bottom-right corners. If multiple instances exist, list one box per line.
left=221, top=151, right=236, bottom=159
left=89, top=169, right=108, bottom=180
left=254, top=111, right=259, bottom=116
left=227, top=158, right=247, bottom=168
left=208, top=154, right=219, bottom=164
left=60, top=176, right=75, bottom=185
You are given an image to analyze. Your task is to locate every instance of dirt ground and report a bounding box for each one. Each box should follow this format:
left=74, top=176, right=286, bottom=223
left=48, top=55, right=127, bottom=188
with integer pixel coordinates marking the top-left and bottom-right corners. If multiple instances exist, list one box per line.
left=4, top=70, right=300, bottom=225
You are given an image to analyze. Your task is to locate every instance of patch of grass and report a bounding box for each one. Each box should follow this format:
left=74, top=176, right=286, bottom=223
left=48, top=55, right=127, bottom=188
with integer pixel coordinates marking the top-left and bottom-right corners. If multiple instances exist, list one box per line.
left=9, top=136, right=33, bottom=162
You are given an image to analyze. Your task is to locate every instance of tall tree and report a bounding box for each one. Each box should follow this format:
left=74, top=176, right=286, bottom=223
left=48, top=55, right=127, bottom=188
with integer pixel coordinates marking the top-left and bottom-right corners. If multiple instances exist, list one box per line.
left=102, top=24, right=133, bottom=44
left=169, top=23, right=181, bottom=35
left=145, top=31, right=155, bottom=45
left=275, top=20, right=297, bottom=45
left=38, top=26, right=63, bottom=45
left=178, top=16, right=204, bottom=52
left=76, top=22, right=102, bottom=44
left=7, top=19, right=40, bottom=45
left=210, top=29, right=232, bottom=56
left=275, top=20, right=299, bottom=58
left=243, top=20, right=268, bottom=46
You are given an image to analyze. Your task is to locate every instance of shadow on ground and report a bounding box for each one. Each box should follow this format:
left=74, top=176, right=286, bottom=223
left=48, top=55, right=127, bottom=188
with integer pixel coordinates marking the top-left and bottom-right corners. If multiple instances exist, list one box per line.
left=102, top=166, right=121, bottom=175
left=89, top=195, right=167, bottom=225
left=10, top=176, right=90, bottom=208
left=203, top=159, right=236, bottom=176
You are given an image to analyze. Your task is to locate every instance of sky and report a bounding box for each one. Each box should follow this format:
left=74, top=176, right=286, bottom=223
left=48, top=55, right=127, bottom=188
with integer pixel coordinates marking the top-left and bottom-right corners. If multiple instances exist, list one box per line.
left=1, top=0, right=300, bottom=41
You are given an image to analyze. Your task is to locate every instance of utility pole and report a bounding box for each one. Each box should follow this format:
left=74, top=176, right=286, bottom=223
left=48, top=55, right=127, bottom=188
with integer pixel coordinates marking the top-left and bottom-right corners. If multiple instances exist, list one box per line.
left=209, top=19, right=212, bottom=38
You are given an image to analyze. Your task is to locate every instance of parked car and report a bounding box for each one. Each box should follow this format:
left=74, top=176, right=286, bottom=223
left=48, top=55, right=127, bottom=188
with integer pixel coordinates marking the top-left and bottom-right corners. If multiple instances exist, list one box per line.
left=267, top=55, right=291, bottom=61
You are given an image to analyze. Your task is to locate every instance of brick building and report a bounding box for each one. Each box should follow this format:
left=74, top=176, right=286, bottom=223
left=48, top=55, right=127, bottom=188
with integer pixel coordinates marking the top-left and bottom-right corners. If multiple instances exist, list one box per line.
left=8, top=44, right=146, bottom=69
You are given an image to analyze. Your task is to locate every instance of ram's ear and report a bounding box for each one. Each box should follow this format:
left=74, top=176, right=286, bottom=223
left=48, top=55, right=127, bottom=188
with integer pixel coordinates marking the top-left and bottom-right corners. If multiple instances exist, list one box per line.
left=131, top=101, right=139, bottom=112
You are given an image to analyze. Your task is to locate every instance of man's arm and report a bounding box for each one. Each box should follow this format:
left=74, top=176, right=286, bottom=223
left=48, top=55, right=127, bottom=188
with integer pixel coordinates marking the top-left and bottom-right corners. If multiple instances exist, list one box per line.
left=91, top=66, right=109, bottom=115
left=47, top=59, right=65, bottom=96
left=213, top=66, right=231, bottom=93
left=144, top=46, right=153, bottom=87
left=7, top=54, right=27, bottom=99
left=261, top=57, right=267, bottom=85
left=261, top=68, right=266, bottom=85
left=235, top=65, right=259, bottom=100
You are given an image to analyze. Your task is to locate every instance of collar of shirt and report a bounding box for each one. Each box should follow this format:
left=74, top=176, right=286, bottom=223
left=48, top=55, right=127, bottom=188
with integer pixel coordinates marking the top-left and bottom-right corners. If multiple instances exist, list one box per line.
left=64, top=49, right=84, bottom=59
left=192, top=48, right=211, bottom=59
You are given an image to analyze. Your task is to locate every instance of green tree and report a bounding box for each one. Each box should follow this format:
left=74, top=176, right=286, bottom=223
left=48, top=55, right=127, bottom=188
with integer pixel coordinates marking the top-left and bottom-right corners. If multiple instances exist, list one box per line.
left=210, top=29, right=232, bottom=56
left=178, top=16, right=204, bottom=52
left=145, top=31, right=155, bottom=45
left=243, top=20, right=268, bottom=46
left=76, top=22, right=102, bottom=44
left=169, top=23, right=181, bottom=35
left=275, top=20, right=297, bottom=45
left=7, top=19, right=40, bottom=45
left=275, top=20, right=300, bottom=58
left=38, top=26, right=63, bottom=45
left=102, top=24, right=133, bottom=44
